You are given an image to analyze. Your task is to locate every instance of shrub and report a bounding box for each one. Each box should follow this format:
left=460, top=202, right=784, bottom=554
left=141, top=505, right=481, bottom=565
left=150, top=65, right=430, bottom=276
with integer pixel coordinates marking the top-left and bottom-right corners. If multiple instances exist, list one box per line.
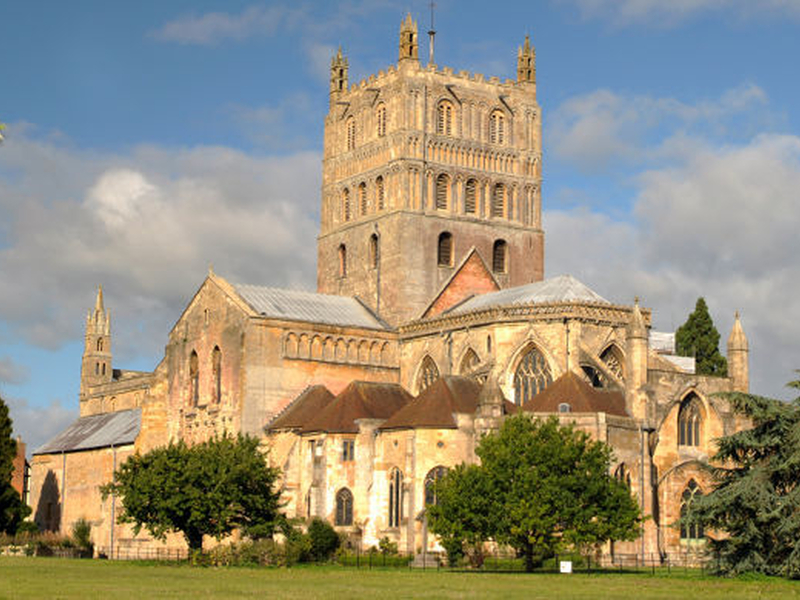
left=71, top=518, right=93, bottom=554
left=378, top=536, right=398, bottom=556
left=307, top=518, right=340, bottom=562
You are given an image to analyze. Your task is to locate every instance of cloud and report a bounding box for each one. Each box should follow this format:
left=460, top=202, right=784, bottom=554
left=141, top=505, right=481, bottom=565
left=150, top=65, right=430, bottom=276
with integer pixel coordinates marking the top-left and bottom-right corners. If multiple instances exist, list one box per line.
left=227, top=93, right=316, bottom=149
left=0, top=356, right=29, bottom=385
left=2, top=395, right=77, bottom=454
left=562, top=0, right=800, bottom=27
left=0, top=124, right=321, bottom=361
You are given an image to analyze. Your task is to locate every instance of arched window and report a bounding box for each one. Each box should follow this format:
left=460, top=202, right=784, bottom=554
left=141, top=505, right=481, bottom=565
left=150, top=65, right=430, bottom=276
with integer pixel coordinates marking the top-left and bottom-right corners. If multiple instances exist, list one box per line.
left=489, top=110, right=506, bottom=144
left=513, top=345, right=553, bottom=405
left=437, top=232, right=453, bottom=267
left=459, top=348, right=480, bottom=375
left=342, top=188, right=350, bottom=221
left=359, top=182, right=368, bottom=216
left=435, top=173, right=450, bottom=210
left=101, top=363, right=106, bottom=376
left=96, top=338, right=104, bottom=352
left=464, top=179, right=477, bottom=214
left=417, top=356, right=439, bottom=393
left=491, top=183, right=506, bottom=218
left=335, top=488, right=354, bottom=526
left=376, top=104, right=387, bottom=137
left=436, top=101, right=453, bottom=135
left=189, top=350, right=199, bottom=406
left=615, top=463, right=632, bottom=488
left=492, top=239, right=507, bottom=273
left=306, top=488, right=312, bottom=519
left=376, top=176, right=385, bottom=210
left=388, top=468, right=403, bottom=527
left=424, top=466, right=448, bottom=506
left=212, top=346, right=222, bottom=404
left=338, top=244, right=347, bottom=278
left=369, top=234, right=379, bottom=269
left=346, top=116, right=356, bottom=150
left=95, top=362, right=100, bottom=375
left=558, top=402, right=571, bottom=413
left=601, top=345, right=624, bottom=380
left=680, top=480, right=704, bottom=541
left=678, top=394, right=702, bottom=447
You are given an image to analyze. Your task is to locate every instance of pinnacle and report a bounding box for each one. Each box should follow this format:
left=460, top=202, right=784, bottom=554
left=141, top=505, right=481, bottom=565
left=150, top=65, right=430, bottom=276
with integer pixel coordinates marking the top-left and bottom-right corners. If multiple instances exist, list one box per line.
left=728, top=311, right=748, bottom=351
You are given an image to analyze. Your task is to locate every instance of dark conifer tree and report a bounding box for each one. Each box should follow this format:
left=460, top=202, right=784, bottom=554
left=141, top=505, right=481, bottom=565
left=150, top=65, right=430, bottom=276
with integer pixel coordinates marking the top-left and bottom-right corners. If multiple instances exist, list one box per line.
left=676, top=297, right=728, bottom=376
left=0, top=394, right=30, bottom=533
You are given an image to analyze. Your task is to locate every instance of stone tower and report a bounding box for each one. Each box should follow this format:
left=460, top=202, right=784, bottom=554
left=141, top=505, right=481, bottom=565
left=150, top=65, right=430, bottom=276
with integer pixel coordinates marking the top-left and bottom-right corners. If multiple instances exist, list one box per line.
left=317, top=17, right=544, bottom=325
left=330, top=47, right=348, bottom=107
left=80, top=286, right=112, bottom=399
left=727, top=312, right=749, bottom=393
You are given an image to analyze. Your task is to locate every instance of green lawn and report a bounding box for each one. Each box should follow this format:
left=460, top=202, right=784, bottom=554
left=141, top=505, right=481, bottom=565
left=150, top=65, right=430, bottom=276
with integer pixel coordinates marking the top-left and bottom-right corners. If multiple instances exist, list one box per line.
left=1, top=557, right=799, bottom=599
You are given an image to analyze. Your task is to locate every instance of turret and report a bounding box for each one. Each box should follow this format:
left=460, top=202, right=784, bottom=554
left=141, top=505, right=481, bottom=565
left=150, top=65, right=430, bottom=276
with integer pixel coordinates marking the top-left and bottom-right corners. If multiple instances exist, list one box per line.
left=80, top=285, right=112, bottom=399
left=474, top=371, right=506, bottom=437
left=398, top=13, right=419, bottom=63
left=329, top=46, right=348, bottom=107
left=727, top=311, right=749, bottom=393
left=625, top=298, right=649, bottom=419
left=516, top=35, right=535, bottom=84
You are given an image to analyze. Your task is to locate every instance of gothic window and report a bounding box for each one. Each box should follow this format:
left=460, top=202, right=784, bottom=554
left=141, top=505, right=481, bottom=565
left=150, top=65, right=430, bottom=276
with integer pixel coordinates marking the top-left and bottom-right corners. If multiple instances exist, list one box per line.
left=437, top=232, right=453, bottom=267
left=464, top=179, right=477, bottom=214
left=101, top=363, right=106, bottom=376
left=417, top=356, right=439, bottom=393
left=376, top=176, right=385, bottom=210
left=342, top=188, right=350, bottom=221
left=96, top=339, right=104, bottom=351
left=558, top=402, right=571, bottom=413
left=680, top=480, right=704, bottom=541
left=492, top=239, right=507, bottom=273
left=435, top=173, right=450, bottom=210
left=338, top=244, right=347, bottom=278
left=513, top=345, right=552, bottom=405
left=388, top=468, right=403, bottom=527
left=359, top=182, right=368, bottom=216
left=376, top=104, right=387, bottom=137
left=459, top=348, right=480, bottom=375
left=424, top=466, right=448, bottom=506
left=336, top=488, right=354, bottom=526
left=581, top=365, right=604, bottom=388
left=95, top=362, right=100, bottom=375
left=678, top=394, right=702, bottom=447
left=212, top=346, right=222, bottom=404
left=342, top=439, right=355, bottom=462
left=189, top=350, right=199, bottom=406
left=491, top=183, right=506, bottom=218
left=600, top=345, right=624, bottom=380
left=346, top=116, right=356, bottom=150
left=437, top=101, right=453, bottom=136
left=615, top=463, right=632, bottom=488
left=369, top=234, right=379, bottom=269
left=489, top=110, right=506, bottom=145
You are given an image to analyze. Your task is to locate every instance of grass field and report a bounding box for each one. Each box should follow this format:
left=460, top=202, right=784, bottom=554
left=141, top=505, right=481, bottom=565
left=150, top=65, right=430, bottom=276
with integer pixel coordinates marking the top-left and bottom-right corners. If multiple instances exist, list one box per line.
left=2, top=557, right=800, bottom=599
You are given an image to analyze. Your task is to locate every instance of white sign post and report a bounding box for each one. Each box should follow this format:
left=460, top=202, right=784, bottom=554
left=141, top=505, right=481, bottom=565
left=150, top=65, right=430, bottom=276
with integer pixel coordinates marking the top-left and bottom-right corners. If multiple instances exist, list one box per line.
left=560, top=560, right=573, bottom=574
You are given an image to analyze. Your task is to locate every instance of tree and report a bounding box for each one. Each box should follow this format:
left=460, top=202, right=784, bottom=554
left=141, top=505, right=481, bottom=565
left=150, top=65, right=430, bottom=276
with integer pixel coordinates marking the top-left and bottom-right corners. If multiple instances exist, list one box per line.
left=676, top=297, right=727, bottom=376
left=101, top=434, right=282, bottom=552
left=685, top=376, right=800, bottom=578
left=0, top=394, right=31, bottom=534
left=428, top=415, right=641, bottom=571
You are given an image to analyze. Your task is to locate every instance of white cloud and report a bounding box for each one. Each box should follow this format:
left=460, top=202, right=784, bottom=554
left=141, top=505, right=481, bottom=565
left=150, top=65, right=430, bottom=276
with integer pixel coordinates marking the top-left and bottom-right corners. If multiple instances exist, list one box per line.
left=563, top=0, right=800, bottom=26
left=2, top=395, right=77, bottom=455
left=0, top=356, right=29, bottom=385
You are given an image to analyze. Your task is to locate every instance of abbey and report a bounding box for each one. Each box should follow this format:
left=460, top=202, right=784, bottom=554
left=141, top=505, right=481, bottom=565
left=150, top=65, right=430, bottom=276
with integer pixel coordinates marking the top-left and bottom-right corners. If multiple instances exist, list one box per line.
left=30, top=16, right=750, bottom=562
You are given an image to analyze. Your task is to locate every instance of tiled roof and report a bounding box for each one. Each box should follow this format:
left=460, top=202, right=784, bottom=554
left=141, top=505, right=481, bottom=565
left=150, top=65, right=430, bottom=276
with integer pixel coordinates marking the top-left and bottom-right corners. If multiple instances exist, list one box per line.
left=381, top=376, right=482, bottom=430
left=302, top=381, right=413, bottom=434
left=446, top=275, right=610, bottom=315
left=234, top=284, right=388, bottom=330
left=265, top=385, right=335, bottom=431
left=522, top=371, right=628, bottom=417
left=34, top=409, right=141, bottom=455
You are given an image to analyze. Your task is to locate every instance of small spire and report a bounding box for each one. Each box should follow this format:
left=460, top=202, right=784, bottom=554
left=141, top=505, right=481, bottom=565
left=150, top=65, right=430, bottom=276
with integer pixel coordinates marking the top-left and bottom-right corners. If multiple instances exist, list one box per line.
left=728, top=311, right=748, bottom=351
left=524, top=34, right=531, bottom=53
left=208, top=262, right=214, bottom=277
left=628, top=297, right=647, bottom=338
left=95, top=285, right=105, bottom=313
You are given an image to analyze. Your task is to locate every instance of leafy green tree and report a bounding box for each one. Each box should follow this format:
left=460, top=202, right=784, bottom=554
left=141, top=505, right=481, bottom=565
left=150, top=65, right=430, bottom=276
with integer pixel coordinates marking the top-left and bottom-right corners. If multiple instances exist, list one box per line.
left=685, top=376, right=800, bottom=578
left=428, top=415, right=640, bottom=571
left=306, top=517, right=340, bottom=561
left=0, top=394, right=31, bottom=534
left=101, top=434, right=282, bottom=552
left=676, top=297, right=728, bottom=376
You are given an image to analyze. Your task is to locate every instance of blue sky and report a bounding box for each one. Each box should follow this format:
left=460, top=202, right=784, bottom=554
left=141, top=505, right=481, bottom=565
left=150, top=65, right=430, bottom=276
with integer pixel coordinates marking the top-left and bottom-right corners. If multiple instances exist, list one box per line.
left=2, top=0, right=800, bottom=451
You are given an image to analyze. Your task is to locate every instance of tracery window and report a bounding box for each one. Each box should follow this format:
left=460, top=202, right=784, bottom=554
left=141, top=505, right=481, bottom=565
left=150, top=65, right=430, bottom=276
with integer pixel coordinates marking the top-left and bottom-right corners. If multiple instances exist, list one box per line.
left=388, top=468, right=403, bottom=527
left=600, top=346, right=624, bottom=380
left=680, top=480, right=704, bottom=541
left=678, top=394, right=702, bottom=447
left=369, top=234, right=379, bottom=269
left=189, top=350, right=199, bottom=406
left=376, top=104, right=387, bottom=137
left=336, top=488, right=354, bottom=526
left=437, top=232, right=453, bottom=267
left=417, top=356, right=439, bottom=393
left=342, top=188, right=351, bottom=221
left=437, top=101, right=453, bottom=136
left=459, top=348, right=480, bottom=375
left=376, top=176, right=385, bottom=210
left=581, top=365, right=604, bottom=388
left=464, top=179, right=477, bottom=214
left=346, top=116, right=356, bottom=150
left=435, top=173, right=450, bottom=210
left=492, top=239, right=507, bottom=273
left=359, top=182, right=368, bottom=216
left=489, top=110, right=506, bottom=145
left=513, top=345, right=552, bottom=405
left=338, top=244, right=347, bottom=278
left=491, top=183, right=506, bottom=218
left=212, top=346, right=222, bottom=404
left=424, top=466, right=448, bottom=506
